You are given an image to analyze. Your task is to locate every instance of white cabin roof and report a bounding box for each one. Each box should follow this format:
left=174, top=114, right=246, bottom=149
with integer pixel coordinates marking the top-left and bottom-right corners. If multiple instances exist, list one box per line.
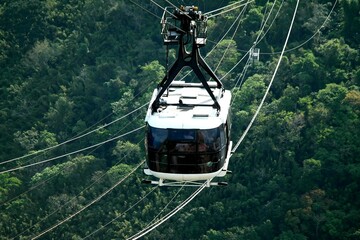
left=145, top=81, right=231, bottom=130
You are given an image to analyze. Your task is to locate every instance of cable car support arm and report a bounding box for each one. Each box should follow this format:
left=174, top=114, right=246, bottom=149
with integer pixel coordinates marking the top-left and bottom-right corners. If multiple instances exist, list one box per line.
left=151, top=6, right=224, bottom=113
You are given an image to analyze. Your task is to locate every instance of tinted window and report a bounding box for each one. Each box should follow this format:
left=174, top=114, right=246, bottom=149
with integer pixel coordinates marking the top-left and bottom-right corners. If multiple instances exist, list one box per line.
left=198, top=128, right=221, bottom=151
left=147, top=127, right=225, bottom=153
left=146, top=126, right=228, bottom=174
left=168, top=129, right=195, bottom=142
left=147, top=127, right=167, bottom=150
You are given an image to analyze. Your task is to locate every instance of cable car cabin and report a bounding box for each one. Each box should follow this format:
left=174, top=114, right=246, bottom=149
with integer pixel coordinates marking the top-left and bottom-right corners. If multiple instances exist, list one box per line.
left=144, top=81, right=232, bottom=184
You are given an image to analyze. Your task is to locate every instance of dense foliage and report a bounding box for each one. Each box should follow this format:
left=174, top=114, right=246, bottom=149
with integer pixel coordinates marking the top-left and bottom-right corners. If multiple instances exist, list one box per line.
left=1, top=0, right=359, bottom=239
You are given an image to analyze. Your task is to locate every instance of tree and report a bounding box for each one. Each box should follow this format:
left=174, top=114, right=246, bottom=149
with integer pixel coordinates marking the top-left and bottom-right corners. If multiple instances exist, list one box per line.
left=13, top=128, right=57, bottom=153
left=0, top=174, right=22, bottom=203
left=112, top=140, right=141, bottom=165
left=22, top=39, right=62, bottom=73
left=316, top=38, right=358, bottom=84
left=290, top=50, right=322, bottom=93
left=341, top=0, right=360, bottom=45
left=206, top=39, right=240, bottom=84
left=45, top=95, right=75, bottom=135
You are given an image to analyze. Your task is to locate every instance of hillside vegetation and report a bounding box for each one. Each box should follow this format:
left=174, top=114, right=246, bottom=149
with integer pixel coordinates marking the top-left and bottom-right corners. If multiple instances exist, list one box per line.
left=1, top=0, right=359, bottom=239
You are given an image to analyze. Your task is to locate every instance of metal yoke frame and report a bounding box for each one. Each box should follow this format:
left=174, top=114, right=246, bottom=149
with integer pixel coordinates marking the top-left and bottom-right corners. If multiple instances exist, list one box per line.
left=151, top=8, right=224, bottom=113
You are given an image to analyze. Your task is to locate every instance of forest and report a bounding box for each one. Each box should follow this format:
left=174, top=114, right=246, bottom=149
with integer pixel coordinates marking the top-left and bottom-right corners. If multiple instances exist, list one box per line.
left=0, top=0, right=359, bottom=239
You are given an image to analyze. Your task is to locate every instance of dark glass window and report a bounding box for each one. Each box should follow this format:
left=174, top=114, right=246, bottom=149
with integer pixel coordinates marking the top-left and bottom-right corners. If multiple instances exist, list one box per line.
left=199, top=128, right=221, bottom=152
left=147, top=127, right=167, bottom=150
left=169, top=129, right=196, bottom=142
left=146, top=126, right=228, bottom=174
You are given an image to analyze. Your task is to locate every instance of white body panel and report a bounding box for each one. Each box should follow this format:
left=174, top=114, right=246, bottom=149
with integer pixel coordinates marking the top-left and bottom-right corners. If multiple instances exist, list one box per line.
left=144, top=168, right=223, bottom=181
left=145, top=81, right=231, bottom=130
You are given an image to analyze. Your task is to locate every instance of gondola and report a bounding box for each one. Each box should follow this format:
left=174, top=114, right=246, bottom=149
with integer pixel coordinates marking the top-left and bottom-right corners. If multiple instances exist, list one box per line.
left=143, top=6, right=232, bottom=186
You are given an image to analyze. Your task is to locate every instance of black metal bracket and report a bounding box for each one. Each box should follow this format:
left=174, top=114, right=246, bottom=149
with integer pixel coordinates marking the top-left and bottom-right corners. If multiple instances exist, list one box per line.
left=151, top=35, right=223, bottom=113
